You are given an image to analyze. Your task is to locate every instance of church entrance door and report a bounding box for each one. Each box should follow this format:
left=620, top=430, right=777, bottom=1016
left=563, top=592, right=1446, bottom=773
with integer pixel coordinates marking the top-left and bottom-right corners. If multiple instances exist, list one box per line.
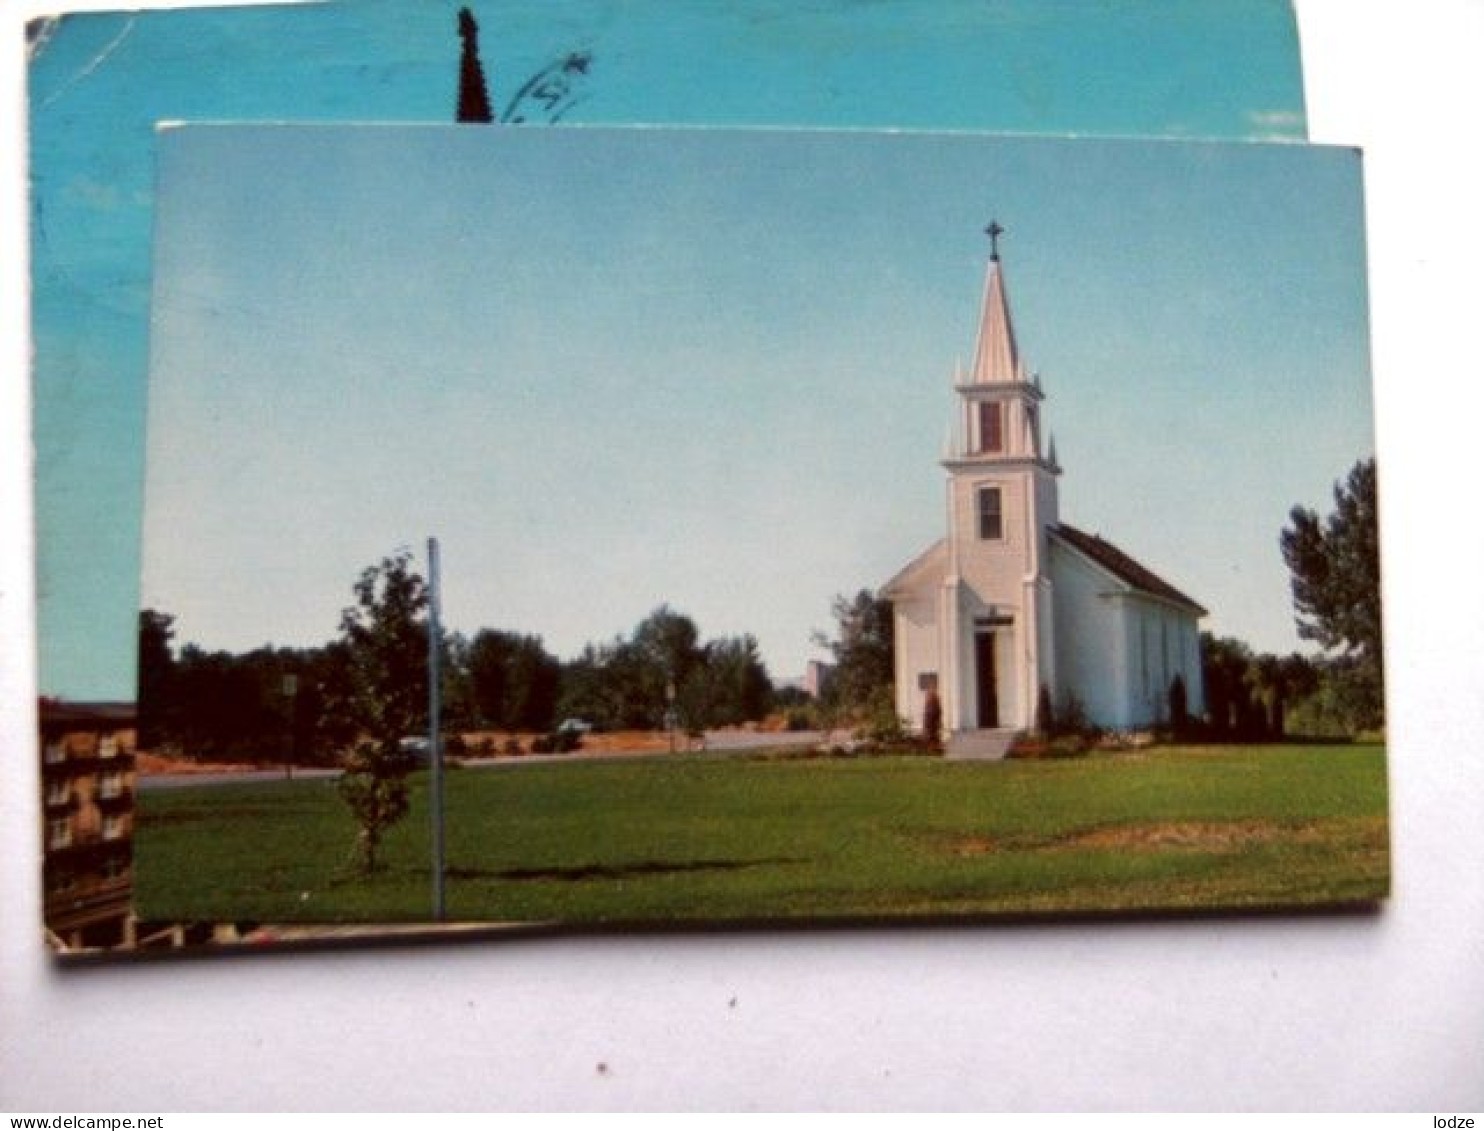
left=974, top=631, right=998, bottom=728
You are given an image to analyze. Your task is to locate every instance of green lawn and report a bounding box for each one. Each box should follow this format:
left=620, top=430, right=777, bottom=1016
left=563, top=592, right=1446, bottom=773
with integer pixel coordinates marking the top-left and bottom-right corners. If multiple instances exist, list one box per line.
left=134, top=743, right=1389, bottom=925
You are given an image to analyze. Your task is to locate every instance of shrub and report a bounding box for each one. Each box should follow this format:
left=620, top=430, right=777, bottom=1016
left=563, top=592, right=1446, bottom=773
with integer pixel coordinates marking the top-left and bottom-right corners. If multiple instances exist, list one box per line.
left=531, top=729, right=584, bottom=755
left=1047, top=735, right=1091, bottom=758
left=1055, top=690, right=1091, bottom=737
left=922, top=690, right=942, bottom=745
left=860, top=687, right=906, bottom=746
left=1168, top=675, right=1189, bottom=739
left=501, top=737, right=523, bottom=756
left=784, top=706, right=817, bottom=732
left=1035, top=684, right=1055, bottom=737
left=1007, top=737, right=1047, bottom=759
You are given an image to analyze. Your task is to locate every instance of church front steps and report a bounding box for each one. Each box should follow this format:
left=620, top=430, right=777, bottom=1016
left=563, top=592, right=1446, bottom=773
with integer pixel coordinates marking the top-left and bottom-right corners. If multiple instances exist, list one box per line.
left=945, top=728, right=1023, bottom=761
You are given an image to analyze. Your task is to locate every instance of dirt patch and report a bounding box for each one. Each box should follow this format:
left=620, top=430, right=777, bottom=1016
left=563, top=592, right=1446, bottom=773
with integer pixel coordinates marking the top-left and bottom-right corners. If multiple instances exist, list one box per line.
left=952, top=836, right=1001, bottom=856
left=1063, top=820, right=1329, bottom=851
left=136, top=751, right=263, bottom=775
left=948, top=819, right=1356, bottom=856
left=463, top=723, right=795, bottom=756
left=461, top=730, right=684, bottom=756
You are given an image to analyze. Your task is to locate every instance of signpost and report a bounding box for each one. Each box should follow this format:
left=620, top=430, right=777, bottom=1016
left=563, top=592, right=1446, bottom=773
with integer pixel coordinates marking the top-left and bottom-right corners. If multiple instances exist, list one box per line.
left=280, top=673, right=298, bottom=780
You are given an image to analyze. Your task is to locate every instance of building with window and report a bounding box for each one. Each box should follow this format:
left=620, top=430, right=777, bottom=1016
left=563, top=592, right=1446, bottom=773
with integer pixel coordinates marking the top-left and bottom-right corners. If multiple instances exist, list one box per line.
left=39, top=700, right=137, bottom=949
left=882, top=230, right=1206, bottom=753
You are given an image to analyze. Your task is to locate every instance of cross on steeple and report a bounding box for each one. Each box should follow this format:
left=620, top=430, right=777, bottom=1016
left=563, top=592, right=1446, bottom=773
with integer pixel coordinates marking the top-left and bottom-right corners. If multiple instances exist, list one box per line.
left=985, top=220, right=1005, bottom=261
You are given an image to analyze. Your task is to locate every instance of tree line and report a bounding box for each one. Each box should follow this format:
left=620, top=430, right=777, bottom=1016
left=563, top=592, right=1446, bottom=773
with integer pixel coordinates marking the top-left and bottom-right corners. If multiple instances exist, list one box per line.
left=140, top=455, right=1382, bottom=759
left=1172, top=456, right=1383, bottom=741
left=139, top=552, right=881, bottom=872
left=139, top=562, right=776, bottom=764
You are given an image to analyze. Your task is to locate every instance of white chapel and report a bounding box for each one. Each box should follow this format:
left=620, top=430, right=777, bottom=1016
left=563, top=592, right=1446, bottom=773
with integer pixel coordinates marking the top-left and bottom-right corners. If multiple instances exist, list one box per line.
left=882, top=224, right=1207, bottom=746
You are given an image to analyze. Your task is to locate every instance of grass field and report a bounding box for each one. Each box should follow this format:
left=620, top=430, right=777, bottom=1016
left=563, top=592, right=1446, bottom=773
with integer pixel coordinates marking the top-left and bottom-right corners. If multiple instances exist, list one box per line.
left=134, top=743, right=1389, bottom=925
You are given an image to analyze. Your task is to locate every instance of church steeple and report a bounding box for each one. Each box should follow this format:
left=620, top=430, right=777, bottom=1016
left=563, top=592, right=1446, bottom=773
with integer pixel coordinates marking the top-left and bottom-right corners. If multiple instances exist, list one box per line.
left=970, top=220, right=1022, bottom=384
left=948, top=222, right=1051, bottom=467
left=931, top=221, right=1060, bottom=735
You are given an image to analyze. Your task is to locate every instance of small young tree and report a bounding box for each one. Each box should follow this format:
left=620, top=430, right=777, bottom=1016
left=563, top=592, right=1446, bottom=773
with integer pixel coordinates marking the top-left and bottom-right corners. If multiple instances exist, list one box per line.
left=813, top=590, right=894, bottom=724
left=331, top=551, right=430, bottom=873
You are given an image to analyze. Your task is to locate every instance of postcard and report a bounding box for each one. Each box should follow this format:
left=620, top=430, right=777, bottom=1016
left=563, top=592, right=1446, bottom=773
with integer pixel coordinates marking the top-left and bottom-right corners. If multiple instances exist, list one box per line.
left=29, top=0, right=1307, bottom=708
left=96, top=124, right=1388, bottom=935
left=26, top=0, right=1315, bottom=949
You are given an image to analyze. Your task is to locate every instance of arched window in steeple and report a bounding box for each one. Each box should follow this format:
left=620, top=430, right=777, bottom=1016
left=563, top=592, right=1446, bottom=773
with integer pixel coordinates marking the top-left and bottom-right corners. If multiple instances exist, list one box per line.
left=977, top=401, right=1004, bottom=453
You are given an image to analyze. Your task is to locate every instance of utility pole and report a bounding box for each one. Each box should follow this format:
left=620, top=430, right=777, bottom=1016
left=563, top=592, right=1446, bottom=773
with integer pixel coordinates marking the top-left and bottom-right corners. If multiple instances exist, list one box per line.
left=428, top=537, right=446, bottom=920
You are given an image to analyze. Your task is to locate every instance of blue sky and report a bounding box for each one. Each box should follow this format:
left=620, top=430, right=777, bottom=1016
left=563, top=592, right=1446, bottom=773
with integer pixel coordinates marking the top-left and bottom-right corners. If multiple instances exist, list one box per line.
left=27, top=0, right=1307, bottom=697
left=141, top=125, right=1372, bottom=679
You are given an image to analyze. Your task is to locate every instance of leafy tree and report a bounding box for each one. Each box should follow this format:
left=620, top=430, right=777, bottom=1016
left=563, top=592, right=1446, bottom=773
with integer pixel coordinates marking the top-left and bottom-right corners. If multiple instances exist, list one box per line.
left=435, top=632, right=476, bottom=732
left=467, top=628, right=561, bottom=731
left=1280, top=458, right=1384, bottom=730
left=1243, top=652, right=1321, bottom=739
left=633, top=605, right=703, bottom=724
left=556, top=609, right=775, bottom=733
left=169, top=645, right=287, bottom=760
left=1201, top=633, right=1256, bottom=739
left=135, top=607, right=355, bottom=764
left=682, top=634, right=772, bottom=729
left=331, top=551, right=430, bottom=873
left=1201, top=635, right=1329, bottom=742
left=556, top=638, right=652, bottom=731
left=287, top=642, right=360, bottom=763
left=814, top=590, right=894, bottom=723
left=137, top=609, right=176, bottom=749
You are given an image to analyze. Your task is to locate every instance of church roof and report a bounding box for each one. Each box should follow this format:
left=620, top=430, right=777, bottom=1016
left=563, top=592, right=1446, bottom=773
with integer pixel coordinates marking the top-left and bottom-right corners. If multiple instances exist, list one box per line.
left=970, top=255, right=1021, bottom=383
left=879, top=538, right=947, bottom=599
left=1051, top=524, right=1207, bottom=615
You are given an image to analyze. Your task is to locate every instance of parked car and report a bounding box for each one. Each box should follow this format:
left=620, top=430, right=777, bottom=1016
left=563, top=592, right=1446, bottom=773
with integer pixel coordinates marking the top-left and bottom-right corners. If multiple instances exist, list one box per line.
left=396, top=735, right=466, bottom=763
left=556, top=718, right=593, bottom=735
left=398, top=736, right=432, bottom=761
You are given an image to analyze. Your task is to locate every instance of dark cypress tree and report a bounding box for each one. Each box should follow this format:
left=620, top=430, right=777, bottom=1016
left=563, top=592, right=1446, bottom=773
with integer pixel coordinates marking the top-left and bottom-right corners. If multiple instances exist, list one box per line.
left=456, top=8, right=494, bottom=124
left=1168, top=674, right=1188, bottom=740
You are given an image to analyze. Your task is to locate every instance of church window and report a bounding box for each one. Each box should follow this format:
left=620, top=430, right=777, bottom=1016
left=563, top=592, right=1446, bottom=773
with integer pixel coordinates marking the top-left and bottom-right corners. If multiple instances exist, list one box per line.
left=977, top=486, right=1003, bottom=540
left=977, top=401, right=1004, bottom=453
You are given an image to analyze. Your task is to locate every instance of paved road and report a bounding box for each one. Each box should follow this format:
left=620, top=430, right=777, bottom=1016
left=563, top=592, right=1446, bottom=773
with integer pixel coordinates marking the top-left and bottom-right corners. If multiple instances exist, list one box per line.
left=138, top=767, right=341, bottom=791
left=137, top=729, right=833, bottom=791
